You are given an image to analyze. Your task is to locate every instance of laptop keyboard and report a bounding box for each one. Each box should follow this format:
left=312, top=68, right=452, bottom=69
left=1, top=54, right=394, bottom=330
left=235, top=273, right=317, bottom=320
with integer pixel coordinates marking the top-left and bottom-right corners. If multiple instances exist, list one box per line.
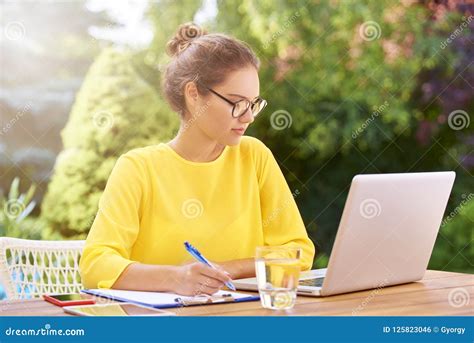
left=299, top=277, right=325, bottom=287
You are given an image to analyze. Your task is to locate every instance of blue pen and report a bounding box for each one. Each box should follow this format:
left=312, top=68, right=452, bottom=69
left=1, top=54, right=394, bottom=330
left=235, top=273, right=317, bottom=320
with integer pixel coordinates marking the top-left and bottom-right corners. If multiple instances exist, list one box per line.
left=184, top=241, right=236, bottom=291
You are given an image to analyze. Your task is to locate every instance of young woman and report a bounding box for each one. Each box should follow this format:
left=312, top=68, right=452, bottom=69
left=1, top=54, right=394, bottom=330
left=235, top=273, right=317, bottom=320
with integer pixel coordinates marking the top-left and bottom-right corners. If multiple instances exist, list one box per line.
left=79, top=23, right=315, bottom=296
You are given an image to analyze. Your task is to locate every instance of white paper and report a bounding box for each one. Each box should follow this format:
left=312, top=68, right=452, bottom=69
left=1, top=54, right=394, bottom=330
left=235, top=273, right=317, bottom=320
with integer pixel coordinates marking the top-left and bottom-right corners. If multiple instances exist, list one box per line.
left=85, top=289, right=255, bottom=307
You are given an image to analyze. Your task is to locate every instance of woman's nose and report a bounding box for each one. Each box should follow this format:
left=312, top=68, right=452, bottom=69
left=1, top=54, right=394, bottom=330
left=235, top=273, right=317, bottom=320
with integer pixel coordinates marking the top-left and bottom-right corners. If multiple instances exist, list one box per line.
left=239, top=108, right=254, bottom=124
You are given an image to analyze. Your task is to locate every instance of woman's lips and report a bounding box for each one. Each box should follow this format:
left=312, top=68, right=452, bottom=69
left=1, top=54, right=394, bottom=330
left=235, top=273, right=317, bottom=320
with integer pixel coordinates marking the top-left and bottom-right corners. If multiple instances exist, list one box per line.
left=232, top=128, right=245, bottom=135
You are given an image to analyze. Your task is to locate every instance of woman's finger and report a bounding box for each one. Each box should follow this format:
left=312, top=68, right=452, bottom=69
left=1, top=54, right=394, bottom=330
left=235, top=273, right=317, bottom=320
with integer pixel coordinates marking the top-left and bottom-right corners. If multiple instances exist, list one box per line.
left=193, top=282, right=221, bottom=296
left=198, top=264, right=232, bottom=284
left=196, top=275, right=224, bottom=289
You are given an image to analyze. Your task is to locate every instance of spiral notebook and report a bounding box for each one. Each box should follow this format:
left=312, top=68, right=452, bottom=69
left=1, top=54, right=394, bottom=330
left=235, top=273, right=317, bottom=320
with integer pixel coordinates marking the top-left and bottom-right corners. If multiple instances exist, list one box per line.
left=82, top=288, right=260, bottom=309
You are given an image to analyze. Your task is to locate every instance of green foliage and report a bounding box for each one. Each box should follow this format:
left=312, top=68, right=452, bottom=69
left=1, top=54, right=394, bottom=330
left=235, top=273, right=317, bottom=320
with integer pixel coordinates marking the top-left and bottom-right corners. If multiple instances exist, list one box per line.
left=42, top=0, right=472, bottom=273
left=41, top=48, right=179, bottom=238
left=0, top=177, right=37, bottom=238
left=430, top=195, right=474, bottom=273
left=213, top=0, right=472, bottom=270
left=0, top=178, right=61, bottom=241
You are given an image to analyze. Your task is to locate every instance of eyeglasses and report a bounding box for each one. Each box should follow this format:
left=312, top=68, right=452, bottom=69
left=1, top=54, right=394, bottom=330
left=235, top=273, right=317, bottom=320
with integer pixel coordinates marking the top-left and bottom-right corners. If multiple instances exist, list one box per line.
left=205, top=87, right=267, bottom=118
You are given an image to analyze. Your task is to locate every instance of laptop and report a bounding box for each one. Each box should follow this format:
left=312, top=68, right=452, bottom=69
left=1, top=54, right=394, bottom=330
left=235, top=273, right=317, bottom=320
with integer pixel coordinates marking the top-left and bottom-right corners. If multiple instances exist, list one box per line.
left=234, top=171, right=456, bottom=296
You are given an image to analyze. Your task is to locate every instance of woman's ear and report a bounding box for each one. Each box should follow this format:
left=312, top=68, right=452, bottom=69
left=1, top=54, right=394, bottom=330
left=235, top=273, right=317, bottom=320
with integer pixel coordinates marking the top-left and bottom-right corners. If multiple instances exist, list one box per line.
left=183, top=81, right=199, bottom=109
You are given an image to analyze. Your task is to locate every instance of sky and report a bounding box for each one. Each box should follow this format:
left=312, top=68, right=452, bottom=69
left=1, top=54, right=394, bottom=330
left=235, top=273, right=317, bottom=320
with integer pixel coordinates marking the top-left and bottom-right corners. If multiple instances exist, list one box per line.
left=85, top=0, right=218, bottom=48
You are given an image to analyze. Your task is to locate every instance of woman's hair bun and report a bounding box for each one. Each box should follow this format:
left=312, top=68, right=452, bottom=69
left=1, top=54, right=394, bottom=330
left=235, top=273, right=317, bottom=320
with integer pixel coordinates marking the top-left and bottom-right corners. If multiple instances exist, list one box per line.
left=166, top=22, right=208, bottom=57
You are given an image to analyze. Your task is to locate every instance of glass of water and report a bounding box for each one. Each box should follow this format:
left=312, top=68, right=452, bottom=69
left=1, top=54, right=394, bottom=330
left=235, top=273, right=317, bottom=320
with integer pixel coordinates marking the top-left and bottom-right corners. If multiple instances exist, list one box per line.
left=255, top=246, right=302, bottom=310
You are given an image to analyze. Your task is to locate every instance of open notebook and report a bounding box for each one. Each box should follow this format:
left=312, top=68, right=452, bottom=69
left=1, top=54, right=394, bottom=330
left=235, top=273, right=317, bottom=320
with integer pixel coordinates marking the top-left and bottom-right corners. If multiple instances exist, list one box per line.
left=82, top=288, right=260, bottom=309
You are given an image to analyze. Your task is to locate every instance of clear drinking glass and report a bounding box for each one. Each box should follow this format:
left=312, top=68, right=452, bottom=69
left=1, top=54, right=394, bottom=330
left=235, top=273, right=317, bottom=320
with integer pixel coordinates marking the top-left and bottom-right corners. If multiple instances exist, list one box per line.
left=255, top=246, right=302, bottom=310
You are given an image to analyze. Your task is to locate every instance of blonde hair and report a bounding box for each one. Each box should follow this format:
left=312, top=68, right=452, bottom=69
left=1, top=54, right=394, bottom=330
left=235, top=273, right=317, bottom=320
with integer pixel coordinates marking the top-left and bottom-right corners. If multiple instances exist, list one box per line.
left=162, top=22, right=260, bottom=115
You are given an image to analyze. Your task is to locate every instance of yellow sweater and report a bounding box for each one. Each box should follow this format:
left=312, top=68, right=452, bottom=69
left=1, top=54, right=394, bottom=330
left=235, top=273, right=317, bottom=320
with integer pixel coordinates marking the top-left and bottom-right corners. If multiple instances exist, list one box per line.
left=79, top=136, right=315, bottom=289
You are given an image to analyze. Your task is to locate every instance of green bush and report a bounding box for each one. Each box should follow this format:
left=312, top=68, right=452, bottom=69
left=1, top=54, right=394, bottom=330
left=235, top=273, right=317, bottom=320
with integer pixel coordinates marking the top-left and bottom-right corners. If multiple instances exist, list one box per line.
left=41, top=48, right=179, bottom=238
left=429, top=195, right=474, bottom=273
left=209, top=0, right=472, bottom=270
left=0, top=177, right=58, bottom=240
left=42, top=1, right=472, bottom=274
left=0, top=177, right=37, bottom=238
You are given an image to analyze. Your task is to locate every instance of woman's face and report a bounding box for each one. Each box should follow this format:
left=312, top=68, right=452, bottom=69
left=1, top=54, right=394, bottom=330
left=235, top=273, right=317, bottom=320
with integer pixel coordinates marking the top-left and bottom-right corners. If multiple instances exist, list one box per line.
left=188, top=66, right=261, bottom=146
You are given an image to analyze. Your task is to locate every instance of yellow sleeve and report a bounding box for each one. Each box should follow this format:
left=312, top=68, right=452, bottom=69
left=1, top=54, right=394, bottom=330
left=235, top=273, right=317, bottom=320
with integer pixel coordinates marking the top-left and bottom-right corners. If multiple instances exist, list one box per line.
left=79, top=153, right=145, bottom=289
left=256, top=143, right=315, bottom=271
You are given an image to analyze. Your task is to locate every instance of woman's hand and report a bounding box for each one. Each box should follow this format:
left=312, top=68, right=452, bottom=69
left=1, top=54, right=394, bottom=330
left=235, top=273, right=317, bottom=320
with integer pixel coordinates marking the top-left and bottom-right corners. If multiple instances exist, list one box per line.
left=171, top=262, right=233, bottom=296
left=213, top=258, right=256, bottom=280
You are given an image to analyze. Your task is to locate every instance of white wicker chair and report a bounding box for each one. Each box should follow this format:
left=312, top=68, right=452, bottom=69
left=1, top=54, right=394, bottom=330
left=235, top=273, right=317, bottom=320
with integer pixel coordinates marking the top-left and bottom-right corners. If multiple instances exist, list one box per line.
left=0, top=237, right=85, bottom=299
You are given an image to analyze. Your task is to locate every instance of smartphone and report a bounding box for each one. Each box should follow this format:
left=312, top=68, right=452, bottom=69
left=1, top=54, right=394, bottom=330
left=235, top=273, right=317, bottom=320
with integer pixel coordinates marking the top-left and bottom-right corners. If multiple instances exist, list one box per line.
left=63, top=303, right=176, bottom=316
left=43, top=293, right=96, bottom=307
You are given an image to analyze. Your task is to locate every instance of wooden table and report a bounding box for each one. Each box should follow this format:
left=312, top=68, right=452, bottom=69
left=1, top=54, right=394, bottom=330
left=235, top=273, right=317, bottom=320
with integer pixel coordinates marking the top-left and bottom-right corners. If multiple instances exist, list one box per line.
left=0, top=270, right=472, bottom=316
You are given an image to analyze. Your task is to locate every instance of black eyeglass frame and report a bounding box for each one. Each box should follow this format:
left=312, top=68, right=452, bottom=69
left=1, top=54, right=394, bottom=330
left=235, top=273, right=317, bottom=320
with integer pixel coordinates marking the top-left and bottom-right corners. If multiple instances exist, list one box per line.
left=205, top=87, right=267, bottom=118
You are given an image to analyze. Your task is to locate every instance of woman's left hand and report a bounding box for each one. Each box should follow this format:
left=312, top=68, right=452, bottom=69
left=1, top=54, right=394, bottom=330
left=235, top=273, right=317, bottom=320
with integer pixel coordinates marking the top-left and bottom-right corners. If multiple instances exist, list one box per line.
left=181, top=258, right=255, bottom=280
left=211, top=258, right=256, bottom=280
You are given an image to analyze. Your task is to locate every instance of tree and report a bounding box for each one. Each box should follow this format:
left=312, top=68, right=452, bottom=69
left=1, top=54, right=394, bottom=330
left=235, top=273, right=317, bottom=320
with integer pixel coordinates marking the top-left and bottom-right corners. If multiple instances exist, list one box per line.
left=213, top=0, right=473, bottom=270
left=42, top=0, right=472, bottom=273
left=41, top=0, right=203, bottom=238
left=41, top=48, right=179, bottom=237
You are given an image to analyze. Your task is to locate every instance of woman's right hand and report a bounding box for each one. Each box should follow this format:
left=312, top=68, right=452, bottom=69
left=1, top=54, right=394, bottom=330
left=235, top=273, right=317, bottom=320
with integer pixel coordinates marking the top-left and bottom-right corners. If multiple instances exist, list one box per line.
left=171, top=262, right=233, bottom=296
